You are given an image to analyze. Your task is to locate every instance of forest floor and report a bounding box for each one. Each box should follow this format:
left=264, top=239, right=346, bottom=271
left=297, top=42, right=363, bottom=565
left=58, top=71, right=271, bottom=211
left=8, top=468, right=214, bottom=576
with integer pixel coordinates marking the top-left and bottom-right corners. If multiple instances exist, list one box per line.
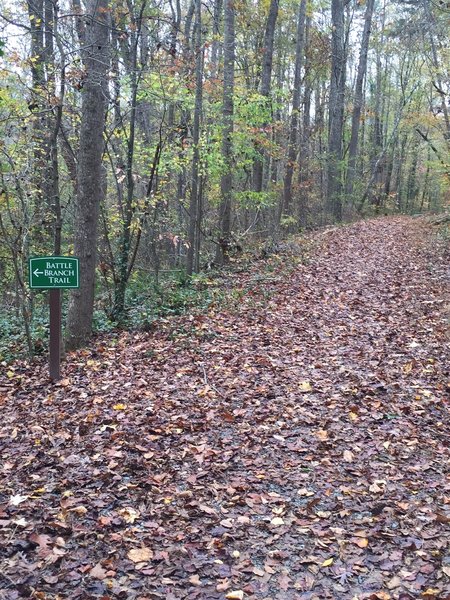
left=0, top=216, right=449, bottom=600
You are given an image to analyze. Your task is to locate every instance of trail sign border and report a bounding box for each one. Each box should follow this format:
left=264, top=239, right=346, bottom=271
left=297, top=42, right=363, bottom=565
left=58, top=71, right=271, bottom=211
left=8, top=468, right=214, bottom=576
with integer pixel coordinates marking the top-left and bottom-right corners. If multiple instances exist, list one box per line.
left=29, top=256, right=80, bottom=289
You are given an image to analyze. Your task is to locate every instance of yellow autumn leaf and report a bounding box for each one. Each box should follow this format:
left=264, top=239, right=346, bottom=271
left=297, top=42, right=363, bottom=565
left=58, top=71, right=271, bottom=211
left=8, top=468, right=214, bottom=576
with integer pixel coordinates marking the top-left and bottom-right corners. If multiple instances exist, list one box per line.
left=113, top=403, right=127, bottom=410
left=321, top=557, right=334, bottom=567
left=298, top=381, right=312, bottom=392
left=6, top=370, right=14, bottom=379
left=118, top=507, right=140, bottom=523
left=225, top=591, right=244, bottom=600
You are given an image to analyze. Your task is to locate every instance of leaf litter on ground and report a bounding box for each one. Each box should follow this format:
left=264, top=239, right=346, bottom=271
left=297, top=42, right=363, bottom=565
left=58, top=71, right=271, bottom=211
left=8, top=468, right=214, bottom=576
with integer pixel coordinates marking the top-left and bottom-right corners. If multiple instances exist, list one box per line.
left=0, top=216, right=449, bottom=599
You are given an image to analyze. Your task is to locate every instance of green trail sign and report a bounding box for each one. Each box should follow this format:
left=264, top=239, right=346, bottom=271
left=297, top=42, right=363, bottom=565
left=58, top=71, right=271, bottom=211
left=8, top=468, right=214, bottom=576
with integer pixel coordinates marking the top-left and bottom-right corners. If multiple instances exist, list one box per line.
left=29, top=256, right=79, bottom=289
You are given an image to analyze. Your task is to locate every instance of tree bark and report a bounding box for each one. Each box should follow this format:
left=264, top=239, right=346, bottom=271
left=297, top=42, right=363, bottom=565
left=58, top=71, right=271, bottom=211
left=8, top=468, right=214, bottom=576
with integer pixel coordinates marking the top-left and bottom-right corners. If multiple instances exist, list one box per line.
left=280, top=0, right=306, bottom=224
left=345, top=0, right=374, bottom=200
left=215, top=0, right=235, bottom=265
left=327, top=0, right=346, bottom=221
left=66, top=0, right=110, bottom=349
left=253, top=0, right=279, bottom=194
left=187, top=0, right=203, bottom=276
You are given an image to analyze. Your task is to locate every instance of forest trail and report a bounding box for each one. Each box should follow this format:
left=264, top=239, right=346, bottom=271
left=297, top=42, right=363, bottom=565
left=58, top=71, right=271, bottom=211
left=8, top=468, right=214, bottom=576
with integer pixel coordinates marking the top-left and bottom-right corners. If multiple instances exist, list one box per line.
left=1, top=217, right=449, bottom=599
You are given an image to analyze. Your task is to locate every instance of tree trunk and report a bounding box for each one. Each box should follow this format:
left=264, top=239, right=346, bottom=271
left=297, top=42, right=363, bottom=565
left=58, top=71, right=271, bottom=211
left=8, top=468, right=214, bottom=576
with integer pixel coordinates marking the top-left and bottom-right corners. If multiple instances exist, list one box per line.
left=345, top=0, right=374, bottom=200
left=280, top=0, right=306, bottom=224
left=187, top=0, right=203, bottom=276
left=327, top=0, right=346, bottom=221
left=215, top=0, right=235, bottom=265
left=66, top=0, right=110, bottom=349
left=297, top=14, right=311, bottom=228
left=253, top=0, right=279, bottom=194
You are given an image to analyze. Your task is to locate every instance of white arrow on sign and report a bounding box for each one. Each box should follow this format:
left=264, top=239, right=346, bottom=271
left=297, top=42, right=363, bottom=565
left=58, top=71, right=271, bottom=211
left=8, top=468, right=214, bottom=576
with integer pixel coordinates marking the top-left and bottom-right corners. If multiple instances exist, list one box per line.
left=33, top=268, right=44, bottom=277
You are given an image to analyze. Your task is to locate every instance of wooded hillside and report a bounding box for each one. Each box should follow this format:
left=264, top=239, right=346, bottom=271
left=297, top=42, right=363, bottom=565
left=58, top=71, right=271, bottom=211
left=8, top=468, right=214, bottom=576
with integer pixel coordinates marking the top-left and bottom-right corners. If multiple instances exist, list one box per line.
left=0, top=0, right=449, bottom=354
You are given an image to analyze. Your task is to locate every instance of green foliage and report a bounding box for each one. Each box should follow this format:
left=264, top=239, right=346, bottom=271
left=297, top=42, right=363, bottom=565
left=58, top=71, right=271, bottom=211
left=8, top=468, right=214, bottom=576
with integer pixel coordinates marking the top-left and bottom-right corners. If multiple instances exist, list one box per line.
left=234, top=190, right=276, bottom=209
left=0, top=304, right=47, bottom=363
left=280, top=214, right=298, bottom=229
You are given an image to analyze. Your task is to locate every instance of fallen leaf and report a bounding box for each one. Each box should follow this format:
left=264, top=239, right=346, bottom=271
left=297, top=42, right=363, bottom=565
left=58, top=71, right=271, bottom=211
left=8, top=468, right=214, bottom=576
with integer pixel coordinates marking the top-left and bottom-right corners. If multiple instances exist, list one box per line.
left=217, top=579, right=231, bottom=592
left=90, top=562, right=107, bottom=580
left=118, top=507, right=140, bottom=523
left=270, top=517, right=285, bottom=526
left=68, top=505, right=88, bottom=515
left=189, top=574, right=201, bottom=586
left=353, top=537, right=369, bottom=548
left=225, top=591, right=244, bottom=600
left=299, top=381, right=312, bottom=392
left=369, top=482, right=383, bottom=493
left=220, top=518, right=234, bottom=528
left=315, top=429, right=329, bottom=441
left=321, top=558, right=334, bottom=567
left=343, top=450, right=354, bottom=462
left=127, top=547, right=153, bottom=563
left=9, top=494, right=29, bottom=506
left=199, top=504, right=217, bottom=515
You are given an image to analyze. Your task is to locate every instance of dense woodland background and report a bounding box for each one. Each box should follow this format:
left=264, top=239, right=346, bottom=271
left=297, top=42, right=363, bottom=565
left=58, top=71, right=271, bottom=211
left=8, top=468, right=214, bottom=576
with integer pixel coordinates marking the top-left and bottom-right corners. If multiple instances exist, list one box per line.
left=0, top=0, right=448, bottom=358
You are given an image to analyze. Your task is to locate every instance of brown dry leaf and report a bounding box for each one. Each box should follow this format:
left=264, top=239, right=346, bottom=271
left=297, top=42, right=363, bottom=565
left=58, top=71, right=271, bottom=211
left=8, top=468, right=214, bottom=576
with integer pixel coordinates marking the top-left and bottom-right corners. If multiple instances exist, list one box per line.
left=386, top=576, right=401, bottom=590
left=353, top=537, right=369, bottom=548
left=29, top=532, right=53, bottom=557
left=90, top=562, right=107, bottom=580
left=252, top=567, right=265, bottom=577
left=237, top=515, right=250, bottom=524
left=189, top=574, right=201, bottom=586
left=442, top=565, right=450, bottom=577
left=217, top=579, right=231, bottom=592
left=199, top=504, right=217, bottom=515
left=127, top=547, right=153, bottom=563
left=220, top=518, right=234, bottom=528
left=369, top=482, right=383, bottom=493
left=315, top=429, right=329, bottom=441
left=278, top=573, right=291, bottom=590
left=68, top=505, right=88, bottom=515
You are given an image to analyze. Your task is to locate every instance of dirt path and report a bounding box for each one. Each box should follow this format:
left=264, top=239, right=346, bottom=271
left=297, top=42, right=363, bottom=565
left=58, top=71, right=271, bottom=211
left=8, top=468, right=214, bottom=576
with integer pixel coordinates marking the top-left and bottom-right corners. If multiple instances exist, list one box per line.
left=1, top=217, right=449, bottom=600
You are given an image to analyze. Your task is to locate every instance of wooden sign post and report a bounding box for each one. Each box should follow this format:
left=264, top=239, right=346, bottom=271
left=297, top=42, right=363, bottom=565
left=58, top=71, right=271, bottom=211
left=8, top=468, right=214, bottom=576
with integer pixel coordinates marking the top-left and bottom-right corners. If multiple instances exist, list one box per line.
left=29, top=257, right=80, bottom=381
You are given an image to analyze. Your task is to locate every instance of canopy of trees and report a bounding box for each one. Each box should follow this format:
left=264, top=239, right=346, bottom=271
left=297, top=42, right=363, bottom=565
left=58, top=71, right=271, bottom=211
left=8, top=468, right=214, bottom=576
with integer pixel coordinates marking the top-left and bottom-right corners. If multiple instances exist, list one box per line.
left=0, top=0, right=448, bottom=352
